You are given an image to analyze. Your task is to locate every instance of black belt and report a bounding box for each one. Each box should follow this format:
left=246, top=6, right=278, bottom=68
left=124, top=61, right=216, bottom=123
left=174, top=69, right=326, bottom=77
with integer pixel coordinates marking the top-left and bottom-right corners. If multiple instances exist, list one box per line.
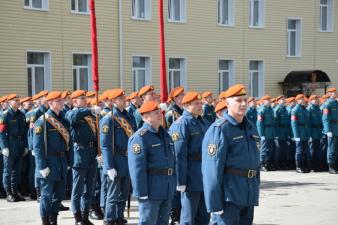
left=188, top=153, right=201, bottom=161
left=148, top=168, right=175, bottom=176
left=224, top=168, right=257, bottom=179
left=47, top=152, right=66, bottom=157
left=311, top=125, right=321, bottom=128
left=298, top=124, right=305, bottom=126
left=278, top=125, right=287, bottom=128
left=74, top=142, right=96, bottom=148
left=12, top=136, right=23, bottom=140
left=265, top=125, right=273, bottom=127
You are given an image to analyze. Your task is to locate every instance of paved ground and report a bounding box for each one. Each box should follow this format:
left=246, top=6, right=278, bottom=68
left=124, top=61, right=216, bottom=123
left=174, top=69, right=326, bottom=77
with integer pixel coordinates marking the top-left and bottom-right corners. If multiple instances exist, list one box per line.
left=0, top=171, right=337, bottom=225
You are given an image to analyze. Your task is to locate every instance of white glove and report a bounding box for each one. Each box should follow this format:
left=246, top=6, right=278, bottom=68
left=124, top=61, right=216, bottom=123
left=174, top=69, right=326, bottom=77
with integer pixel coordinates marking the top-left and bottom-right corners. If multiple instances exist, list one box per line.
left=211, top=210, right=224, bottom=216
left=159, top=103, right=168, bottom=111
left=2, top=148, right=9, bottom=157
left=294, top=138, right=301, bottom=142
left=260, top=136, right=265, bottom=141
left=107, top=168, right=117, bottom=181
left=32, top=150, right=35, bottom=156
left=139, top=196, right=148, bottom=200
left=309, top=137, right=312, bottom=142
left=176, top=185, right=186, bottom=192
left=23, top=148, right=28, bottom=156
left=67, top=166, right=71, bottom=170
left=97, top=156, right=103, bottom=167
left=91, top=106, right=101, bottom=115
left=39, top=167, right=50, bottom=178
left=327, top=132, right=333, bottom=138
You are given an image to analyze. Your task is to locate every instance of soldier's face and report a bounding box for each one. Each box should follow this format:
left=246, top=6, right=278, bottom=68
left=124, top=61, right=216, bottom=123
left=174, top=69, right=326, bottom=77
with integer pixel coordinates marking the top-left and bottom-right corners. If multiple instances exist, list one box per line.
left=311, top=99, right=319, bottom=105
left=143, top=109, right=163, bottom=128
left=74, top=96, right=87, bottom=108
left=226, top=96, right=248, bottom=117
left=49, top=98, right=64, bottom=113
left=187, top=99, right=203, bottom=116
left=174, top=93, right=185, bottom=106
left=113, top=95, right=126, bottom=109
left=9, top=98, right=20, bottom=109
left=143, top=91, right=160, bottom=103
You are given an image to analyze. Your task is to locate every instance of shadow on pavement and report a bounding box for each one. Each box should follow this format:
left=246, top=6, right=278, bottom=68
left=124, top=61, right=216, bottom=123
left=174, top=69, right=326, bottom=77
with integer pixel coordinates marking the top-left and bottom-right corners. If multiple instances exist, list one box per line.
left=260, top=180, right=323, bottom=190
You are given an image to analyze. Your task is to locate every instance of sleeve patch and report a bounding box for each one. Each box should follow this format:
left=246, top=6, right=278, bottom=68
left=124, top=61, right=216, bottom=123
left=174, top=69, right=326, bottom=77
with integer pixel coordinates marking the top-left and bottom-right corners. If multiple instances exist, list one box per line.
left=291, top=115, right=298, bottom=121
left=171, top=132, right=180, bottom=142
left=132, top=144, right=141, bottom=154
left=208, top=144, right=217, bottom=156
left=102, top=125, right=109, bottom=134
left=34, top=126, right=42, bottom=134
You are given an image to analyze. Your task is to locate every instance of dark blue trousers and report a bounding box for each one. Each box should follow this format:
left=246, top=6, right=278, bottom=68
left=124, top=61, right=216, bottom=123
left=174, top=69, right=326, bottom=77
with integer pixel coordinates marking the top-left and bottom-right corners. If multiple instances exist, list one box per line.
left=138, top=199, right=171, bottom=225
left=180, top=191, right=210, bottom=225
left=210, top=202, right=254, bottom=225
left=3, top=155, right=22, bottom=192
left=40, top=178, right=66, bottom=217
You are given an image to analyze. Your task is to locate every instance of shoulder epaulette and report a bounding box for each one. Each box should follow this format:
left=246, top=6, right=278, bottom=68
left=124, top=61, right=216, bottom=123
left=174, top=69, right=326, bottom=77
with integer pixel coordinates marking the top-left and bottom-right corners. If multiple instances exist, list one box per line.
left=215, top=117, right=228, bottom=127
left=138, top=128, right=148, bottom=136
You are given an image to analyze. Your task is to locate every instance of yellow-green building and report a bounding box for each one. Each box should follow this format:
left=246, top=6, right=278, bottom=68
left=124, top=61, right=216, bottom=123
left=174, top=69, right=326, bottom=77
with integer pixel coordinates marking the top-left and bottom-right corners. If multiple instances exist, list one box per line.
left=0, top=0, right=337, bottom=97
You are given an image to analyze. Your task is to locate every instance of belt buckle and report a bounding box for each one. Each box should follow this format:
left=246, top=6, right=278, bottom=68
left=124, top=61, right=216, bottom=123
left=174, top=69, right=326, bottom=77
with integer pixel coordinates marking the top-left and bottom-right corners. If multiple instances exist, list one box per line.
left=168, top=168, right=173, bottom=176
left=247, top=170, right=255, bottom=178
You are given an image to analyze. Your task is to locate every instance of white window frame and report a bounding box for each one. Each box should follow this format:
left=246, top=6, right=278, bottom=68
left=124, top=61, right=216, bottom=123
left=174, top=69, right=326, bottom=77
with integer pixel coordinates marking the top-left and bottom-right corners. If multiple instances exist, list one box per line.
left=26, top=50, right=52, bottom=96
left=167, top=57, right=187, bottom=91
left=319, top=0, right=334, bottom=32
left=132, top=55, right=152, bottom=92
left=131, top=0, right=151, bottom=21
left=23, top=0, right=49, bottom=11
left=217, top=0, right=235, bottom=27
left=168, top=0, right=187, bottom=23
left=287, top=17, right=302, bottom=58
left=218, top=59, right=235, bottom=93
left=249, top=0, right=265, bottom=28
left=72, top=53, right=92, bottom=91
left=70, top=0, right=89, bottom=15
left=249, top=60, right=264, bottom=97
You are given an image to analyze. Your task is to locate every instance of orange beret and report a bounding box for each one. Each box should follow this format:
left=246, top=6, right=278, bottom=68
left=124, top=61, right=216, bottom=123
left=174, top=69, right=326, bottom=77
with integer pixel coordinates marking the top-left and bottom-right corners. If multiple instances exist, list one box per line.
left=138, top=101, right=159, bottom=114
left=286, top=97, right=295, bottom=103
left=247, top=97, right=255, bottom=103
left=86, top=91, right=95, bottom=97
left=202, top=91, right=212, bottom=98
left=295, top=94, right=305, bottom=100
left=260, top=95, right=271, bottom=101
left=322, top=94, right=329, bottom=99
left=182, top=92, right=202, bottom=104
left=271, top=98, right=276, bottom=103
left=129, top=92, right=139, bottom=100
left=7, top=94, right=19, bottom=101
left=61, top=90, right=71, bottom=99
left=71, top=90, right=87, bottom=99
left=138, top=85, right=155, bottom=97
left=20, top=97, right=31, bottom=104
left=327, top=87, right=336, bottom=93
left=109, top=89, right=125, bottom=100
left=45, top=91, right=63, bottom=101
left=275, top=95, right=285, bottom=101
left=89, top=98, right=100, bottom=106
left=219, top=91, right=227, bottom=100
left=223, top=84, right=246, bottom=98
left=37, top=90, right=49, bottom=99
left=170, top=87, right=184, bottom=98
left=215, top=101, right=227, bottom=113
left=308, top=95, right=319, bottom=101
left=0, top=96, right=6, bottom=103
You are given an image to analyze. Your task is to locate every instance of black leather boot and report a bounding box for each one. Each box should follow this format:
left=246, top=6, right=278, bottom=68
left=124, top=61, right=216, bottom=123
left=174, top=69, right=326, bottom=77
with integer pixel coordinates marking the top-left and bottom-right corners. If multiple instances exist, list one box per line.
left=60, top=203, right=69, bottom=211
left=41, top=216, right=50, bottom=225
left=329, top=163, right=338, bottom=174
left=49, top=214, right=58, bottom=225
left=82, top=211, right=94, bottom=225
left=296, top=161, right=303, bottom=173
left=74, top=212, right=85, bottom=225
left=36, top=187, right=41, bottom=203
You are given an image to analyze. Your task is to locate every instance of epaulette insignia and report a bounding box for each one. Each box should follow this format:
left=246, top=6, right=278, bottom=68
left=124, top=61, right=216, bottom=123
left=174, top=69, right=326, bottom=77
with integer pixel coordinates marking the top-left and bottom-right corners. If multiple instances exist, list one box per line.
left=139, top=128, right=148, bottom=136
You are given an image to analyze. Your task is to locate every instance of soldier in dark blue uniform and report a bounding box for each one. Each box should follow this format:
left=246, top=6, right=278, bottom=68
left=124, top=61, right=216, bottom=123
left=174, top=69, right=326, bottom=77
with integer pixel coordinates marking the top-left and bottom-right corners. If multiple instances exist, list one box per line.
left=202, top=92, right=216, bottom=124
left=291, top=94, right=310, bottom=173
left=319, top=94, right=330, bottom=171
left=128, top=101, right=176, bottom=225
left=166, top=87, right=184, bottom=129
left=33, top=91, right=70, bottom=225
left=215, top=101, right=227, bottom=119
left=274, top=95, right=290, bottom=170
left=66, top=90, right=100, bottom=225
left=202, top=84, right=260, bottom=225
left=169, top=92, right=210, bottom=225
left=322, top=88, right=338, bottom=174
left=307, top=95, right=323, bottom=172
left=0, top=94, right=28, bottom=202
left=100, top=89, right=136, bottom=225
left=246, top=97, right=257, bottom=125
left=126, top=92, right=141, bottom=116
left=257, top=95, right=275, bottom=171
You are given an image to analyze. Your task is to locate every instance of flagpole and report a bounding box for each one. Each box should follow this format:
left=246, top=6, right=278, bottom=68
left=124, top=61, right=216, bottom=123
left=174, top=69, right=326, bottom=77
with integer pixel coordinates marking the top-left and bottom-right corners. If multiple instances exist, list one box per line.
left=159, top=0, right=168, bottom=103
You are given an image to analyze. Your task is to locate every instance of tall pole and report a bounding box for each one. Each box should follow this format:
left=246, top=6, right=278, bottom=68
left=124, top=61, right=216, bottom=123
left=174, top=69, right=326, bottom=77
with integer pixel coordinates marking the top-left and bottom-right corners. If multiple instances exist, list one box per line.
left=159, top=0, right=168, bottom=103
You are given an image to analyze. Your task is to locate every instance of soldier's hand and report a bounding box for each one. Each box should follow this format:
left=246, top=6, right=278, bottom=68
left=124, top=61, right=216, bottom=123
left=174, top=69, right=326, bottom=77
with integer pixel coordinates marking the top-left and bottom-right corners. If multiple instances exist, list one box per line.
left=211, top=210, right=224, bottom=216
left=159, top=103, right=168, bottom=111
left=107, top=168, right=117, bottom=181
left=327, top=132, right=333, bottom=138
left=260, top=136, right=265, bottom=141
left=40, top=167, right=50, bottom=178
left=97, top=156, right=103, bottom=167
left=176, top=185, right=186, bottom=192
left=139, top=196, right=148, bottom=200
left=294, top=138, right=301, bottom=142
left=1, top=148, right=9, bottom=157
left=309, top=137, right=312, bottom=142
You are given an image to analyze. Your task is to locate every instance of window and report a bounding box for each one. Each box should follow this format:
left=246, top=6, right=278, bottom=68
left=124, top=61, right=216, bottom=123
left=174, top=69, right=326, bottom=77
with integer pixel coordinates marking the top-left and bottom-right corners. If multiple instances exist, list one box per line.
left=71, top=0, right=88, bottom=14
left=168, top=0, right=186, bottom=22
left=217, top=0, right=234, bottom=26
left=168, top=58, right=186, bottom=91
left=132, top=0, right=151, bottom=20
left=24, top=0, right=48, bottom=10
left=249, top=60, right=264, bottom=97
left=218, top=60, right=234, bottom=93
left=73, top=54, right=92, bottom=91
left=320, top=0, right=333, bottom=32
left=27, top=52, right=51, bottom=96
left=132, top=56, right=151, bottom=92
left=249, top=0, right=264, bottom=27
left=287, top=18, right=302, bottom=57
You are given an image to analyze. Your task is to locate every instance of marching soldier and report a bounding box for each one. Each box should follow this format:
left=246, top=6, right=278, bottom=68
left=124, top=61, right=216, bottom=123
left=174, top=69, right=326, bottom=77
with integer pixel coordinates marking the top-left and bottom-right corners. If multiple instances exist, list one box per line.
left=126, top=92, right=141, bottom=115
left=257, top=95, right=276, bottom=171
left=166, top=86, right=185, bottom=129
left=319, top=94, right=330, bottom=171
left=322, top=88, right=338, bottom=174
left=169, top=92, right=210, bottom=225
left=33, top=91, right=70, bottom=225
left=202, top=84, right=260, bottom=225
left=202, top=92, right=216, bottom=124
left=0, top=94, right=28, bottom=202
left=66, top=90, right=100, bottom=225
left=291, top=94, right=310, bottom=173
left=128, top=101, right=176, bottom=225
left=100, top=89, right=136, bottom=225
left=246, top=97, right=257, bottom=125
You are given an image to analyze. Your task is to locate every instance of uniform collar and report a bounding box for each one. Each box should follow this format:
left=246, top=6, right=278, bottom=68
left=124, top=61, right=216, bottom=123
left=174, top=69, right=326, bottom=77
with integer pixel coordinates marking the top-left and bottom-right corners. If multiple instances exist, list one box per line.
left=172, top=103, right=183, bottom=115
left=225, top=113, right=251, bottom=129
left=142, top=122, right=163, bottom=134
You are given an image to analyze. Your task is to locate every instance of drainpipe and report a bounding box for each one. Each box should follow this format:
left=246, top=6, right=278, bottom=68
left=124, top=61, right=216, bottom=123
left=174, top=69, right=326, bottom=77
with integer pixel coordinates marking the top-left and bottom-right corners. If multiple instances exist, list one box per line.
left=119, top=0, right=124, bottom=88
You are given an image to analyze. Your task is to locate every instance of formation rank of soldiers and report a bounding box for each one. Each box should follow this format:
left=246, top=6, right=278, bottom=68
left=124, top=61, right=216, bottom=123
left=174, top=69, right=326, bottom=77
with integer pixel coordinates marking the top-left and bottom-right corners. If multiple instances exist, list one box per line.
left=0, top=84, right=337, bottom=225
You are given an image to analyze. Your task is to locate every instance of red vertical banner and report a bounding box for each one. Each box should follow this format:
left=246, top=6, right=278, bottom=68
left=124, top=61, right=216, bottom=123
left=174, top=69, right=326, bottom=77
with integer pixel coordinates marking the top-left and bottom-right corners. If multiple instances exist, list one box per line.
left=159, top=0, right=168, bottom=103
left=89, top=0, right=99, bottom=92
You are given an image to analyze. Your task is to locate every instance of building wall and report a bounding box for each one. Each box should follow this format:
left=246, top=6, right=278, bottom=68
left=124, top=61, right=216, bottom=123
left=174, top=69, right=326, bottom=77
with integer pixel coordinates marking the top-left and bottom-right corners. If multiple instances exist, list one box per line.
left=0, top=0, right=337, bottom=97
